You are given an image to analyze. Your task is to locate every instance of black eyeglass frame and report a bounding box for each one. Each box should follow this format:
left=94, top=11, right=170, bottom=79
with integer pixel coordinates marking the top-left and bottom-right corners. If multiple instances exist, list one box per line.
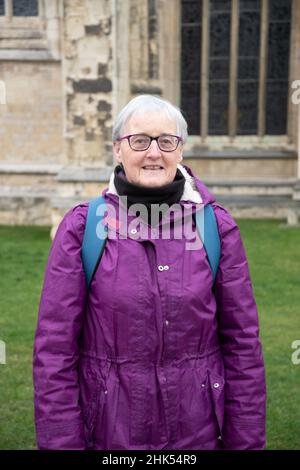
left=117, top=133, right=183, bottom=152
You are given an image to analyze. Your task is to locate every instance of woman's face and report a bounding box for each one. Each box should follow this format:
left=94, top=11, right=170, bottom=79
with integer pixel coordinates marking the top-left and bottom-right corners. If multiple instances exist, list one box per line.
left=113, top=111, right=183, bottom=188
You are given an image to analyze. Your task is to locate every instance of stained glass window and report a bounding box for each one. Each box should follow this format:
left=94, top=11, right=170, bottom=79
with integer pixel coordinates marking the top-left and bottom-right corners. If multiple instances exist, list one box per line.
left=180, top=0, right=202, bottom=135
left=13, top=0, right=38, bottom=16
left=239, top=0, right=260, bottom=8
left=210, top=0, right=231, bottom=12
left=237, top=0, right=260, bottom=134
left=208, top=1, right=231, bottom=134
left=266, top=0, right=291, bottom=134
left=180, top=0, right=291, bottom=136
left=0, top=0, right=5, bottom=15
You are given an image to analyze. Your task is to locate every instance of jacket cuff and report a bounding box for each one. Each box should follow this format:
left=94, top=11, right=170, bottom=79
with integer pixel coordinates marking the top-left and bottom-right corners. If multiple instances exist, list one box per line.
left=35, top=417, right=86, bottom=450
left=221, top=416, right=266, bottom=450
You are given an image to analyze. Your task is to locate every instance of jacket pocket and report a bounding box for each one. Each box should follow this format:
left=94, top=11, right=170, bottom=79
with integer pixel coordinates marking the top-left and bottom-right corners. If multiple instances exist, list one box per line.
left=82, top=380, right=106, bottom=448
left=83, top=386, right=105, bottom=448
left=79, top=359, right=107, bottom=449
left=207, top=371, right=225, bottom=440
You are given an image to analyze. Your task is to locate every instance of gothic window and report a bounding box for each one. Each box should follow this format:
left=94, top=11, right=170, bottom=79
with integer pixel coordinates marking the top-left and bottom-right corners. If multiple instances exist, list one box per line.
left=237, top=0, right=260, bottom=134
left=180, top=0, right=202, bottom=134
left=180, top=0, right=292, bottom=137
left=13, top=0, right=38, bottom=16
left=0, top=1, right=61, bottom=61
left=266, top=0, right=291, bottom=134
left=0, top=0, right=38, bottom=16
left=208, top=0, right=231, bottom=135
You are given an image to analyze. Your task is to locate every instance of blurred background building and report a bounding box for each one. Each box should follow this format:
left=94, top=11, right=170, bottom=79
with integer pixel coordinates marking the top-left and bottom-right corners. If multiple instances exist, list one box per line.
left=0, top=0, right=299, bottom=233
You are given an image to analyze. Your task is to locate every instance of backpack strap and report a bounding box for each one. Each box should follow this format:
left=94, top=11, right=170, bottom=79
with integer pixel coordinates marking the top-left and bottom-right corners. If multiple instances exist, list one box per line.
left=82, top=198, right=221, bottom=287
left=195, top=203, right=221, bottom=283
left=82, top=196, right=108, bottom=288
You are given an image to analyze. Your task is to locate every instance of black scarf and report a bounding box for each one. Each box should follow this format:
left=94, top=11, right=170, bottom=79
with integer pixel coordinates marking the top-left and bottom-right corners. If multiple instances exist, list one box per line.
left=113, top=164, right=185, bottom=226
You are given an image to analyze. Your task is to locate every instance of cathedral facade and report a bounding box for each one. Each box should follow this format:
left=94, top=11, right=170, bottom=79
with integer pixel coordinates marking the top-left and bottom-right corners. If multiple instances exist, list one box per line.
left=0, top=0, right=299, bottom=231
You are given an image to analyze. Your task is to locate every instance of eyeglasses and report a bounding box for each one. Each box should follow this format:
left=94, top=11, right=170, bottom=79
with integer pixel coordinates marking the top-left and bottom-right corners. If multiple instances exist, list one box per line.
left=117, top=134, right=183, bottom=152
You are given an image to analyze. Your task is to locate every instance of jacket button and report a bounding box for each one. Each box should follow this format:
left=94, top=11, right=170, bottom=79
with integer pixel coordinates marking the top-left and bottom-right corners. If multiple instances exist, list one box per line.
left=213, top=382, right=220, bottom=388
left=158, top=265, right=164, bottom=271
left=163, top=265, right=169, bottom=270
left=130, top=229, right=137, bottom=235
left=104, top=390, right=108, bottom=394
left=165, top=320, right=169, bottom=326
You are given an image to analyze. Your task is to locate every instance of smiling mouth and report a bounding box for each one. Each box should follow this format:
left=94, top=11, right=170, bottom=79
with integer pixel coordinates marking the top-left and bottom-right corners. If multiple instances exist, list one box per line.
left=142, top=166, right=164, bottom=170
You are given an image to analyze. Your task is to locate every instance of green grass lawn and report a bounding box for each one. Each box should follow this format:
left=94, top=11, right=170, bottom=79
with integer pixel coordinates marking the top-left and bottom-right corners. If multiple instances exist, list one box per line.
left=0, top=220, right=299, bottom=449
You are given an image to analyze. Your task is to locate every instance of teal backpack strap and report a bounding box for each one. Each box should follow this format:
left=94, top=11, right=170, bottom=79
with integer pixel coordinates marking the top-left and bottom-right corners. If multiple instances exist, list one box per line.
left=195, top=203, right=221, bottom=283
left=82, top=196, right=108, bottom=288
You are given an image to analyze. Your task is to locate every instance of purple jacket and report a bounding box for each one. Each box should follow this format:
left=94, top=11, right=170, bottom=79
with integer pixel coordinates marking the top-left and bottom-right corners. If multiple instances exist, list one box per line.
left=33, top=165, right=266, bottom=450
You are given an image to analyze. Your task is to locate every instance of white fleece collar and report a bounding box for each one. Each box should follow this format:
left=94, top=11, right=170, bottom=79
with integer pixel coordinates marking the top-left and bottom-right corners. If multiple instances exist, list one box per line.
left=106, top=163, right=202, bottom=204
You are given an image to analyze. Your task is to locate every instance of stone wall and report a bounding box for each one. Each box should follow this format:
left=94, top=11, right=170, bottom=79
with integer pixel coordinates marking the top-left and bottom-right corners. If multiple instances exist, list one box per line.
left=0, top=0, right=299, bottom=231
left=0, top=60, right=63, bottom=163
left=129, top=0, right=161, bottom=95
left=62, top=0, right=114, bottom=167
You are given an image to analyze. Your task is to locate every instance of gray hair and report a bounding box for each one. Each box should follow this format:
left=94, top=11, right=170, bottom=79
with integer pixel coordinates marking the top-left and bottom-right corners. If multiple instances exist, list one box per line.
left=112, top=94, right=188, bottom=143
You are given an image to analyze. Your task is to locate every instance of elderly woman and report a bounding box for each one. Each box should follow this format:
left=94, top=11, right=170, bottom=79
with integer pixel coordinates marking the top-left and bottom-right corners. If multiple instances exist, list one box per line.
left=33, top=95, right=266, bottom=450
